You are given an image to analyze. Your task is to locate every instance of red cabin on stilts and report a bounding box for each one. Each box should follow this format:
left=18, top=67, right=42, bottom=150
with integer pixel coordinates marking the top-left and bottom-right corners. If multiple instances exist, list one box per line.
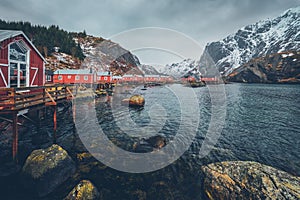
left=96, top=71, right=112, bottom=83
left=53, top=69, right=94, bottom=84
left=0, top=30, right=46, bottom=88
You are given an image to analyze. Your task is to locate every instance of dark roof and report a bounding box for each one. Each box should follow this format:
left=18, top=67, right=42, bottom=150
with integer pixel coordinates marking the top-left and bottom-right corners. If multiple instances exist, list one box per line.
left=54, top=69, right=91, bottom=75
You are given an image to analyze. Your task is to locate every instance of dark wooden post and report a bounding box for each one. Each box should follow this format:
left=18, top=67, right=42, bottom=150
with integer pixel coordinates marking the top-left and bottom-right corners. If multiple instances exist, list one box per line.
left=12, top=111, right=18, bottom=162
left=65, top=85, right=67, bottom=99
left=12, top=88, right=16, bottom=110
left=36, top=109, right=41, bottom=132
left=55, top=86, right=58, bottom=101
left=43, top=87, right=45, bottom=103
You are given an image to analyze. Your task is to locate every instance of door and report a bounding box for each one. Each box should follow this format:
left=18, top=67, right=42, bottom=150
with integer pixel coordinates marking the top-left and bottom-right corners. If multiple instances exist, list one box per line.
left=9, top=62, right=27, bottom=87
left=9, top=40, right=29, bottom=88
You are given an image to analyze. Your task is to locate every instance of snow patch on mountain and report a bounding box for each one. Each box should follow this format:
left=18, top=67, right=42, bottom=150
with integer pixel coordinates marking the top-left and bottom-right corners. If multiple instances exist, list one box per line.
left=159, top=59, right=200, bottom=79
left=138, top=64, right=163, bottom=75
left=204, top=6, right=300, bottom=75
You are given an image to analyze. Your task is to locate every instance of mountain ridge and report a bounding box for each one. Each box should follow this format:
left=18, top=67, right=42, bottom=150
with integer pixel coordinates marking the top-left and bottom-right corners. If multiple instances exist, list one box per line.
left=204, top=6, right=300, bottom=75
left=160, top=6, right=300, bottom=82
left=0, top=19, right=141, bottom=75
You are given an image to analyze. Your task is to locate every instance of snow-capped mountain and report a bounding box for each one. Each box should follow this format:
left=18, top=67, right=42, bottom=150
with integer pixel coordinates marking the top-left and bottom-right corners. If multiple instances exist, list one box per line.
left=138, top=64, right=162, bottom=75
left=159, top=59, right=200, bottom=79
left=204, top=6, right=300, bottom=75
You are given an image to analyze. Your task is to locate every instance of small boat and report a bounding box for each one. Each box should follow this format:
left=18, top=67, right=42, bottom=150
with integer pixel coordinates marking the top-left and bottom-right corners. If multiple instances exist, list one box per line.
left=187, top=81, right=206, bottom=88
left=141, top=85, right=147, bottom=90
left=121, top=98, right=130, bottom=106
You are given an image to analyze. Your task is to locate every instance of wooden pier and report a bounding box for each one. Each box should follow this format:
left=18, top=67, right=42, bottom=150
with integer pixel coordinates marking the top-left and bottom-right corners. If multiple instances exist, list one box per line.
left=0, top=85, right=77, bottom=162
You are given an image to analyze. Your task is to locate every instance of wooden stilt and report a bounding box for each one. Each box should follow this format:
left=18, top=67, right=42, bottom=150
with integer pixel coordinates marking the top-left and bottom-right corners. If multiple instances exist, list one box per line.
left=53, top=106, right=57, bottom=144
left=12, top=112, right=18, bottom=163
left=36, top=109, right=41, bottom=131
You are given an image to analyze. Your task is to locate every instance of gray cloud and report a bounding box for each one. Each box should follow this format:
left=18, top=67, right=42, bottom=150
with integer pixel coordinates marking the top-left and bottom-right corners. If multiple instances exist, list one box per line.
left=0, top=0, right=299, bottom=62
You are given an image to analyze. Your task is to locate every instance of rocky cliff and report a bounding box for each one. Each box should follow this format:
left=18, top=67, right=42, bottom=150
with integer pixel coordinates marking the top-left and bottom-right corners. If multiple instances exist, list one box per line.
left=227, top=51, right=300, bottom=83
left=77, top=36, right=141, bottom=75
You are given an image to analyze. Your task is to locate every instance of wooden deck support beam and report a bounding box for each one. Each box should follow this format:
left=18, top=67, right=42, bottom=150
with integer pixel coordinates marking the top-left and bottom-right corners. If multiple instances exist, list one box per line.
left=0, top=84, right=77, bottom=162
left=12, top=112, right=18, bottom=162
left=53, top=105, right=57, bottom=144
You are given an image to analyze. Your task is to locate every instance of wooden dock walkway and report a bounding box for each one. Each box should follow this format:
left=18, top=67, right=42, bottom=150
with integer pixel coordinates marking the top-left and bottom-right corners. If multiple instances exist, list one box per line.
left=0, top=85, right=77, bottom=162
left=0, top=85, right=76, bottom=113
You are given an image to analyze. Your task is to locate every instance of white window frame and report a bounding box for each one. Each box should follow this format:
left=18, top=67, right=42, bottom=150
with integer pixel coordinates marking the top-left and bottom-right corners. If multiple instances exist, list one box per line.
left=46, top=75, right=52, bottom=82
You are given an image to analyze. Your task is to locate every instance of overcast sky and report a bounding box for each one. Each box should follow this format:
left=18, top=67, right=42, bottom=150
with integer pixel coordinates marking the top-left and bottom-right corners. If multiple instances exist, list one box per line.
left=1, top=0, right=299, bottom=64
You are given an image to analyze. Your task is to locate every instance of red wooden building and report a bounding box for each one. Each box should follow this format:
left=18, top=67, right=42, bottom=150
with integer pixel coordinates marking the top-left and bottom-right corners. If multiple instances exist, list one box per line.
left=160, top=75, right=174, bottom=83
left=144, top=75, right=160, bottom=82
left=112, top=75, right=122, bottom=84
left=45, top=69, right=54, bottom=84
left=122, top=74, right=135, bottom=82
left=201, top=77, right=217, bottom=82
left=96, top=71, right=112, bottom=83
left=0, top=30, right=46, bottom=88
left=181, top=76, right=196, bottom=82
left=53, top=69, right=94, bottom=84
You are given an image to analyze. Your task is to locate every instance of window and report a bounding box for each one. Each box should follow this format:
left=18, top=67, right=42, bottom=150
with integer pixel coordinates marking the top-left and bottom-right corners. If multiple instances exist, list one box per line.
left=104, top=77, right=107, bottom=80
left=46, top=75, right=52, bottom=81
left=9, top=41, right=28, bottom=62
left=84, top=76, right=88, bottom=80
left=67, top=75, right=71, bottom=79
left=75, top=76, right=80, bottom=80
left=97, top=77, right=100, bottom=80
left=58, top=75, right=62, bottom=80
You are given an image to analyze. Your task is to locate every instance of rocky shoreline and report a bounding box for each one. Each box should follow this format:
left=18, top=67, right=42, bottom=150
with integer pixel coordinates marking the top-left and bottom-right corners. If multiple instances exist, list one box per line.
left=202, top=161, right=300, bottom=200
left=5, top=144, right=298, bottom=199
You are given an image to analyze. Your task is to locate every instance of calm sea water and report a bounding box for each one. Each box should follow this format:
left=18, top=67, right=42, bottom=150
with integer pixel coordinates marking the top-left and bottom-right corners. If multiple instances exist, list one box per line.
left=1, top=83, right=299, bottom=199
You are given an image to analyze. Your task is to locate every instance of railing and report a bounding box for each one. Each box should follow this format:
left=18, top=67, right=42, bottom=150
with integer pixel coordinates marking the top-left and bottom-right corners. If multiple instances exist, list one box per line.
left=0, top=84, right=77, bottom=111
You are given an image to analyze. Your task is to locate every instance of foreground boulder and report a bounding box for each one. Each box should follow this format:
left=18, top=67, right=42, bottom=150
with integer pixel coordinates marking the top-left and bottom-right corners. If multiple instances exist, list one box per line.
left=22, top=144, right=76, bottom=197
left=129, top=95, right=145, bottom=107
left=201, top=161, right=300, bottom=200
left=133, top=135, right=167, bottom=153
left=64, top=180, right=99, bottom=200
left=146, top=135, right=167, bottom=149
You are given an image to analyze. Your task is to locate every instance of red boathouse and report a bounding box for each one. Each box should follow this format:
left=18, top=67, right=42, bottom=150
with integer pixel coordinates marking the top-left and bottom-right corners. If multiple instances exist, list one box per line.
left=53, top=69, right=94, bottom=84
left=0, top=30, right=46, bottom=88
left=96, top=71, right=112, bottom=83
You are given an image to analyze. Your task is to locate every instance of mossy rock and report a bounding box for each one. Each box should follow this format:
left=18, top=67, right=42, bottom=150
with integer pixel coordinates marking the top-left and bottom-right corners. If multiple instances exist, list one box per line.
left=129, top=95, right=145, bottom=107
left=202, top=161, right=300, bottom=200
left=133, top=135, right=167, bottom=153
left=22, top=144, right=76, bottom=197
left=64, top=180, right=99, bottom=200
